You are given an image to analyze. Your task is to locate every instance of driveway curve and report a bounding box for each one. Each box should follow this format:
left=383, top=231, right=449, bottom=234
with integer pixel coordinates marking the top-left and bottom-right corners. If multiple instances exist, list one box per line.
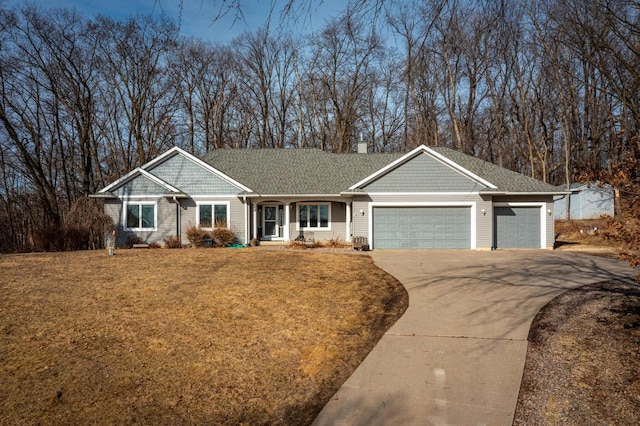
left=313, top=250, right=636, bottom=426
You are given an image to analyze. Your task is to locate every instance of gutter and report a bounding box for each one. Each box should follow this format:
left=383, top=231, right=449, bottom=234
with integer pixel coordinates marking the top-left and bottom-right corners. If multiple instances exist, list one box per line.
left=89, top=193, right=117, bottom=199
left=171, top=195, right=181, bottom=240
left=243, top=193, right=343, bottom=198
left=480, top=191, right=571, bottom=196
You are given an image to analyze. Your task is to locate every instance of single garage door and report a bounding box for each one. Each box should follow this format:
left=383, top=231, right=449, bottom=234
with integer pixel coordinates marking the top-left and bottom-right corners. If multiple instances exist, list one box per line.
left=373, top=206, right=471, bottom=249
left=494, top=206, right=541, bottom=248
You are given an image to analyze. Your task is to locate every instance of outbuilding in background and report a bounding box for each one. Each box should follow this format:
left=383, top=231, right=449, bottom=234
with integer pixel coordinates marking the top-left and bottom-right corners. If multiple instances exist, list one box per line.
left=554, top=182, right=615, bottom=220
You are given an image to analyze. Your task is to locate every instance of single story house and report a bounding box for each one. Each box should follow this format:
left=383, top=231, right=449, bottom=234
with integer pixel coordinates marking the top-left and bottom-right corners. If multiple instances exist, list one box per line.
left=554, top=182, right=615, bottom=220
left=94, top=143, right=566, bottom=250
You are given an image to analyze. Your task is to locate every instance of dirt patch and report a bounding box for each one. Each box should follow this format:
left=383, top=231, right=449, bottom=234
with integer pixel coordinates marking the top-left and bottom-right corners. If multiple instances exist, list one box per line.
left=0, top=249, right=408, bottom=425
left=514, top=279, right=640, bottom=424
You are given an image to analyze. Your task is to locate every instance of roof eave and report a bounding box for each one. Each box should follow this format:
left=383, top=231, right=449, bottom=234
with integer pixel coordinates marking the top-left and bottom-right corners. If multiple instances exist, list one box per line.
left=89, top=192, right=117, bottom=199
left=244, top=193, right=343, bottom=198
left=163, top=193, right=189, bottom=198
left=496, top=191, right=571, bottom=195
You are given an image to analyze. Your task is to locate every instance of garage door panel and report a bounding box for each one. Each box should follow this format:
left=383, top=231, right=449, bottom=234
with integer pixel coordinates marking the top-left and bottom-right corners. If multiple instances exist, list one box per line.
left=373, top=206, right=471, bottom=249
left=494, top=207, right=540, bottom=249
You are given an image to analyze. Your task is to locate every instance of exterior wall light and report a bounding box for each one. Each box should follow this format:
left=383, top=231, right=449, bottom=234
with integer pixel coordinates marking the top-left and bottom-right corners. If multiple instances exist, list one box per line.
left=547, top=209, right=552, bottom=215
left=481, top=209, right=486, bottom=215
left=359, top=209, right=365, bottom=216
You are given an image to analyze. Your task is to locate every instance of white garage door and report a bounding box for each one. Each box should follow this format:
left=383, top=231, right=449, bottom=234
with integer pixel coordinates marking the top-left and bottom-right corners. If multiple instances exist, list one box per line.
left=494, top=206, right=541, bottom=248
left=373, top=206, right=471, bottom=249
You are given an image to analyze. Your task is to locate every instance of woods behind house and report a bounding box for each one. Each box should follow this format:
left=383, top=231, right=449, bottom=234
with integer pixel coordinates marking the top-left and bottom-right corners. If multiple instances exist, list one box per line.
left=0, top=0, right=638, bottom=252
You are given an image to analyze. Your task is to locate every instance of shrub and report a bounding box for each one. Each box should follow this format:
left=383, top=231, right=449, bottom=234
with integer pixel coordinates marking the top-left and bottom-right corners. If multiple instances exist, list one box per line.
left=149, top=242, right=161, bottom=249
left=125, top=235, right=143, bottom=248
left=64, top=197, right=114, bottom=249
left=163, top=235, right=182, bottom=248
left=31, top=226, right=64, bottom=252
left=321, top=236, right=350, bottom=248
left=211, top=227, right=236, bottom=247
left=186, top=226, right=210, bottom=247
left=286, top=240, right=308, bottom=250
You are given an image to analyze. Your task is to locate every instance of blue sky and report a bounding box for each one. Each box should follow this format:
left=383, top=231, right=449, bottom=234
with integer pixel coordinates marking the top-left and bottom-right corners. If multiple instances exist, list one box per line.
left=4, top=0, right=348, bottom=43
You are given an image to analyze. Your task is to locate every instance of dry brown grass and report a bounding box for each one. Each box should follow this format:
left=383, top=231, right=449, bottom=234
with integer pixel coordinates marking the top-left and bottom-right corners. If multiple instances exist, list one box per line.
left=555, top=218, right=612, bottom=242
left=0, top=249, right=407, bottom=425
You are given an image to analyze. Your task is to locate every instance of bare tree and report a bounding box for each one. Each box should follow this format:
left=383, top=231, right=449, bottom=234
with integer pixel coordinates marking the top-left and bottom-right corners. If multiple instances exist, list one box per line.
left=94, top=14, right=179, bottom=167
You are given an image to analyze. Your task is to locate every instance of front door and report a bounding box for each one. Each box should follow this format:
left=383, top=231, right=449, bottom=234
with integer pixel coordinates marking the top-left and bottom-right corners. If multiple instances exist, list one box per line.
left=262, top=205, right=280, bottom=239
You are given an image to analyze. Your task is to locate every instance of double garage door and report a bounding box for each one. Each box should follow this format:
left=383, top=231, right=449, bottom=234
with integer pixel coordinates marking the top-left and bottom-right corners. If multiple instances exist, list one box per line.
left=373, top=206, right=471, bottom=249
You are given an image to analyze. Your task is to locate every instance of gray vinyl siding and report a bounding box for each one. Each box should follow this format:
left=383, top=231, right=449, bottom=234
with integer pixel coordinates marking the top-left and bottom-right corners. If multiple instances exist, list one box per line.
left=106, top=197, right=177, bottom=246
left=147, top=153, right=242, bottom=195
left=180, top=197, right=247, bottom=245
left=110, top=175, right=169, bottom=196
left=362, top=152, right=486, bottom=193
left=352, top=196, right=371, bottom=240
left=476, top=196, right=493, bottom=249
left=288, top=202, right=347, bottom=241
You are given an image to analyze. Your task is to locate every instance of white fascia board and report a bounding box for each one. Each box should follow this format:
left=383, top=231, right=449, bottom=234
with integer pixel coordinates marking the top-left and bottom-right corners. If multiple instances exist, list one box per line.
left=98, top=167, right=144, bottom=193
left=142, top=146, right=254, bottom=193
left=349, top=144, right=497, bottom=190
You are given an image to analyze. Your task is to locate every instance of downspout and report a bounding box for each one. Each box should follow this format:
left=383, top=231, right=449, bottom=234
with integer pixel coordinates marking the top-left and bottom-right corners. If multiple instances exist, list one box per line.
left=242, top=195, right=249, bottom=245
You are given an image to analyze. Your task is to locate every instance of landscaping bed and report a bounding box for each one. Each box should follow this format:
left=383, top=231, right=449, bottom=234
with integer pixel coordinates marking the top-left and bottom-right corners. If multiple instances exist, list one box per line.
left=0, top=249, right=408, bottom=425
left=514, top=279, right=640, bottom=424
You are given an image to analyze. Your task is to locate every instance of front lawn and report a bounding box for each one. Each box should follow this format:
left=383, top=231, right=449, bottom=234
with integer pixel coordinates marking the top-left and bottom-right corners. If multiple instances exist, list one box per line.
left=0, top=249, right=407, bottom=425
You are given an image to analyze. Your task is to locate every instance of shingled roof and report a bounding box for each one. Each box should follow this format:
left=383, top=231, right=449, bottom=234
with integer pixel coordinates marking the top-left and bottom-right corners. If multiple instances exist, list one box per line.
left=200, top=148, right=402, bottom=194
left=199, top=146, right=561, bottom=195
left=429, top=146, right=561, bottom=193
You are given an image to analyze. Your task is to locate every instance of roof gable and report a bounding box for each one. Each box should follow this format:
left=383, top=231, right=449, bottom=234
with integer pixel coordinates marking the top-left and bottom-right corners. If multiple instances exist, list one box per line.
left=146, top=150, right=246, bottom=195
left=144, top=147, right=252, bottom=193
left=361, top=151, right=488, bottom=192
left=351, top=145, right=496, bottom=191
left=100, top=168, right=183, bottom=196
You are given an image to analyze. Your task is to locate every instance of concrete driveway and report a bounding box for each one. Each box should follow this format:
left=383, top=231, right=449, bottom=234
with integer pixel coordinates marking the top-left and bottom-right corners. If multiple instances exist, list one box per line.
left=313, top=250, right=636, bottom=426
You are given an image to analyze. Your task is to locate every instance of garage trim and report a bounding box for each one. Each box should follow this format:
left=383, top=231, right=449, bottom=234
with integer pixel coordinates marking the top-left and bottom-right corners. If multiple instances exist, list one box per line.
left=493, top=202, right=546, bottom=249
left=368, top=202, right=477, bottom=250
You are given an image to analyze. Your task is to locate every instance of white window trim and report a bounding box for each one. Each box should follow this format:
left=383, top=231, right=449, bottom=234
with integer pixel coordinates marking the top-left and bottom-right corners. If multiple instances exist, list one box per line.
left=123, top=201, right=158, bottom=231
left=493, top=202, right=547, bottom=249
left=368, top=201, right=477, bottom=250
left=296, top=202, right=332, bottom=231
left=195, top=200, right=231, bottom=229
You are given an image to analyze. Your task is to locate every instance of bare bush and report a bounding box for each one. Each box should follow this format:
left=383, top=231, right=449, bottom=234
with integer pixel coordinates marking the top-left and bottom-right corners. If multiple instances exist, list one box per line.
left=163, top=235, right=182, bottom=248
left=186, top=226, right=210, bottom=247
left=211, top=227, right=236, bottom=247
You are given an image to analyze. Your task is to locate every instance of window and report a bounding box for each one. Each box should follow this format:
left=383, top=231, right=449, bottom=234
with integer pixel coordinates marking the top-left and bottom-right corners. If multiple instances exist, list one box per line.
left=124, top=202, right=156, bottom=230
left=197, top=202, right=229, bottom=228
left=298, top=203, right=330, bottom=229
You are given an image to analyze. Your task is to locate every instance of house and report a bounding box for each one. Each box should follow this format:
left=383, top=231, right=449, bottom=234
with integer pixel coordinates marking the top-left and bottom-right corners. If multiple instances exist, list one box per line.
left=554, top=182, right=615, bottom=220
left=93, top=143, right=566, bottom=250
